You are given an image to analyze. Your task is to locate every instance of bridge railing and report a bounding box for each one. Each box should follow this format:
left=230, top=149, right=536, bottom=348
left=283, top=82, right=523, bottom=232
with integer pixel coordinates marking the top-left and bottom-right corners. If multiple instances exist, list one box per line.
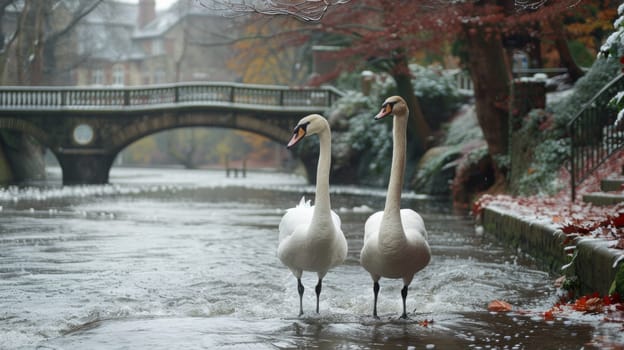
left=0, top=82, right=344, bottom=110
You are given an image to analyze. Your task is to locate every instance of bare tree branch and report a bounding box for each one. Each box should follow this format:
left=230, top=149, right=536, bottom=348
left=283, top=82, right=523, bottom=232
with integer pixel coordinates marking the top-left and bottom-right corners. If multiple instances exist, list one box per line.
left=196, top=0, right=351, bottom=22
left=0, top=0, right=20, bottom=55
left=514, top=0, right=581, bottom=12
left=46, top=0, right=104, bottom=42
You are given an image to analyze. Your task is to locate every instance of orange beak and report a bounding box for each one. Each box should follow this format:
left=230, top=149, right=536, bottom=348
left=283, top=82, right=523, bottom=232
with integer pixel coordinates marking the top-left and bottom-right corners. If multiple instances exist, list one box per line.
left=374, top=103, right=393, bottom=120
left=287, top=126, right=306, bottom=148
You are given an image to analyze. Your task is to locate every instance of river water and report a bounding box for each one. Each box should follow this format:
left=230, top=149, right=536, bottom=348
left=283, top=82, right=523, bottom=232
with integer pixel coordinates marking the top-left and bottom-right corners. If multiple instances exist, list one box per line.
left=0, top=167, right=619, bottom=349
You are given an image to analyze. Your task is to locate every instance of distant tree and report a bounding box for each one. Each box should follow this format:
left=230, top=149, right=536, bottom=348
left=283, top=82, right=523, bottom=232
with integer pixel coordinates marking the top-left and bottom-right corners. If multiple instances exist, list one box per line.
left=125, top=137, right=159, bottom=165
left=236, top=130, right=275, bottom=164
left=548, top=16, right=587, bottom=82
left=565, top=2, right=618, bottom=59
left=0, top=0, right=103, bottom=85
left=538, top=1, right=620, bottom=78
left=228, top=16, right=311, bottom=85
left=166, top=128, right=203, bottom=169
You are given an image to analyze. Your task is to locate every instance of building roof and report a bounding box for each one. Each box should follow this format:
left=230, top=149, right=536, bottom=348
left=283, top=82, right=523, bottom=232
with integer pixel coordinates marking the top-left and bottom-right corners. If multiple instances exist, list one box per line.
left=77, top=0, right=232, bottom=62
left=133, top=1, right=219, bottom=39
left=84, top=0, right=138, bottom=27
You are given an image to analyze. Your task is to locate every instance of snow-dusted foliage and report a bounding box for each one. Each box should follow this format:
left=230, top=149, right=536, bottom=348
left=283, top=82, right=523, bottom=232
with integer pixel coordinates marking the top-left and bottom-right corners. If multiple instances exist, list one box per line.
left=412, top=105, right=486, bottom=194
left=609, top=90, right=624, bottom=129
left=599, top=2, right=624, bottom=58
left=347, top=108, right=393, bottom=172
left=443, top=105, right=484, bottom=145
left=328, top=90, right=375, bottom=118
left=410, top=64, right=459, bottom=98
left=550, top=57, right=620, bottom=127
left=510, top=106, right=572, bottom=196
left=324, top=86, right=394, bottom=186
left=517, top=138, right=570, bottom=195
left=410, top=64, right=465, bottom=128
left=328, top=90, right=390, bottom=174
left=599, top=2, right=624, bottom=129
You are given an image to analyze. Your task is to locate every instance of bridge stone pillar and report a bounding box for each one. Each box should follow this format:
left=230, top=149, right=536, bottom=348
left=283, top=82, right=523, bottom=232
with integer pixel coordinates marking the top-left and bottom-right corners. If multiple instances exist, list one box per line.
left=56, top=152, right=115, bottom=185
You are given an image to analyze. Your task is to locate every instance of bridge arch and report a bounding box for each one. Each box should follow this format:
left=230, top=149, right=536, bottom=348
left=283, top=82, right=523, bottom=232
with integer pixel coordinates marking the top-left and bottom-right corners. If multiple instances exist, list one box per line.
left=0, top=117, right=51, bottom=148
left=109, top=110, right=292, bottom=153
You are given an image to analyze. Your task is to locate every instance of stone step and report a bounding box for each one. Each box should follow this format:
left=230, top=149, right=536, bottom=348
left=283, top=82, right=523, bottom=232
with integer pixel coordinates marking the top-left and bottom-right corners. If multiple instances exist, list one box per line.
left=601, top=177, right=624, bottom=192
left=583, top=192, right=624, bottom=206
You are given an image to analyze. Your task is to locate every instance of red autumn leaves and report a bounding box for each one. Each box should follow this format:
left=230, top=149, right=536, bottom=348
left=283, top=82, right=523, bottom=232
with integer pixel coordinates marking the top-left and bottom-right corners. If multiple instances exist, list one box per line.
left=560, top=211, right=624, bottom=235
left=474, top=194, right=624, bottom=250
left=560, top=210, right=624, bottom=248
left=543, top=293, right=624, bottom=322
left=488, top=293, right=624, bottom=324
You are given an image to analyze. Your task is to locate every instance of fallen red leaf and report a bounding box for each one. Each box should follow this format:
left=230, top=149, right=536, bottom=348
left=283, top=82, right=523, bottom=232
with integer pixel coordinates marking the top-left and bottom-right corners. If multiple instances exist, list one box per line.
left=585, top=297, right=605, bottom=313
left=560, top=222, right=596, bottom=235
left=488, top=300, right=512, bottom=312
left=418, top=319, right=434, bottom=327
left=610, top=212, right=624, bottom=227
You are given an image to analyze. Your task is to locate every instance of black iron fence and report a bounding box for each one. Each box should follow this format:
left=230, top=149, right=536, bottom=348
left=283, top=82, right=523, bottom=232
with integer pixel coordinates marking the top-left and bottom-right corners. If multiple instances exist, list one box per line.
left=568, top=73, right=624, bottom=201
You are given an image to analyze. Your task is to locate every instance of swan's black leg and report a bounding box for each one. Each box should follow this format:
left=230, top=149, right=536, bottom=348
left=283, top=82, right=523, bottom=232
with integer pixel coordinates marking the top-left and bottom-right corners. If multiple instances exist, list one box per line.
left=315, top=278, right=322, bottom=313
left=297, top=278, right=304, bottom=316
left=400, top=285, right=409, bottom=319
left=373, top=281, right=380, bottom=319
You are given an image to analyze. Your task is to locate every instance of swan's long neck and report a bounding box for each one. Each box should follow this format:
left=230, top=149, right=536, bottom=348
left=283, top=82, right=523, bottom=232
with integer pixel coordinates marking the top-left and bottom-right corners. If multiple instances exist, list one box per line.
left=381, top=114, right=407, bottom=235
left=311, top=127, right=332, bottom=224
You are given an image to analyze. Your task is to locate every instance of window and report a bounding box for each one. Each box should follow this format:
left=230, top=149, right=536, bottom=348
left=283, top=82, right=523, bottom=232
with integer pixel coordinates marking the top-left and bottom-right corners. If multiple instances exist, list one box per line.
left=152, top=39, right=164, bottom=55
left=92, top=69, right=104, bottom=85
left=113, top=66, right=125, bottom=86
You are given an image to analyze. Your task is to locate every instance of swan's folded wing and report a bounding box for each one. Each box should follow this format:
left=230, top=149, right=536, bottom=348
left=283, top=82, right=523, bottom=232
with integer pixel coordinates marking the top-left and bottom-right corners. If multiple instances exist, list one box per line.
left=363, top=211, right=383, bottom=242
left=330, top=210, right=342, bottom=229
left=400, top=209, right=427, bottom=240
left=278, top=205, right=313, bottom=242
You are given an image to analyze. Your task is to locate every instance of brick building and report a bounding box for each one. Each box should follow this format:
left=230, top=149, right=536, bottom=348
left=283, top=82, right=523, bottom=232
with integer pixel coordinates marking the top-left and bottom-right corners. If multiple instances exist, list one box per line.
left=73, top=0, right=239, bottom=86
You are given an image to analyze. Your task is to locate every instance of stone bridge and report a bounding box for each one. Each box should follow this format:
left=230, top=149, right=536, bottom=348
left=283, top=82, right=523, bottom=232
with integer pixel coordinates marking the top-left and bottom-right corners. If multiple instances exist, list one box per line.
left=0, top=82, right=343, bottom=185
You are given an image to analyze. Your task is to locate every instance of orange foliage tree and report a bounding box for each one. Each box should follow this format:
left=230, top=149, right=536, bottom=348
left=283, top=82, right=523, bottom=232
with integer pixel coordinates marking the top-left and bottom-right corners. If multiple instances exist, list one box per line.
left=227, top=16, right=311, bottom=85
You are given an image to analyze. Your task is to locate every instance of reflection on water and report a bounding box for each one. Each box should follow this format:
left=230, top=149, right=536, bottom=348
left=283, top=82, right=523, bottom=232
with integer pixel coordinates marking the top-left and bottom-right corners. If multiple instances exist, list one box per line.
left=0, top=167, right=619, bottom=349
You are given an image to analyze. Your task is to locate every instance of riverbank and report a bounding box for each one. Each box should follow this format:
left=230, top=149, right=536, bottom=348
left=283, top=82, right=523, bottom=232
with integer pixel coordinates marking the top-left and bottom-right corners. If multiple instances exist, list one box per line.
left=478, top=204, right=621, bottom=296
left=475, top=150, right=624, bottom=297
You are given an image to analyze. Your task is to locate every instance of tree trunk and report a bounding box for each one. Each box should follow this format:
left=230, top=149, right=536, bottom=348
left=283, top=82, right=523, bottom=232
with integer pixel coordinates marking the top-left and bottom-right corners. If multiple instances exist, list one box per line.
left=392, top=56, right=432, bottom=156
left=463, top=24, right=511, bottom=184
left=30, top=2, right=45, bottom=85
left=549, top=17, right=585, bottom=83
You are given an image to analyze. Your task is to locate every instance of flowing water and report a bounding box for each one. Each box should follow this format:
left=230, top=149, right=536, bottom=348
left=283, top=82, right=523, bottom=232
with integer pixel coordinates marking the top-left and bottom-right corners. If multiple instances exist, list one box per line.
left=0, top=167, right=619, bottom=349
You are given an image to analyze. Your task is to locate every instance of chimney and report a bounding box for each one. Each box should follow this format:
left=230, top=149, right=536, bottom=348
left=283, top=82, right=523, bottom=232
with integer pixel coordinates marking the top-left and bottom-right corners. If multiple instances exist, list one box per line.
left=138, top=0, right=156, bottom=29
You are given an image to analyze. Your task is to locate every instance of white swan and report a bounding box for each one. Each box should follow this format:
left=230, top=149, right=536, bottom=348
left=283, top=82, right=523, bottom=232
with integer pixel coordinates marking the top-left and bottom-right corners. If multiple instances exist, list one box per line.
left=278, top=114, right=348, bottom=316
left=360, top=96, right=431, bottom=319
